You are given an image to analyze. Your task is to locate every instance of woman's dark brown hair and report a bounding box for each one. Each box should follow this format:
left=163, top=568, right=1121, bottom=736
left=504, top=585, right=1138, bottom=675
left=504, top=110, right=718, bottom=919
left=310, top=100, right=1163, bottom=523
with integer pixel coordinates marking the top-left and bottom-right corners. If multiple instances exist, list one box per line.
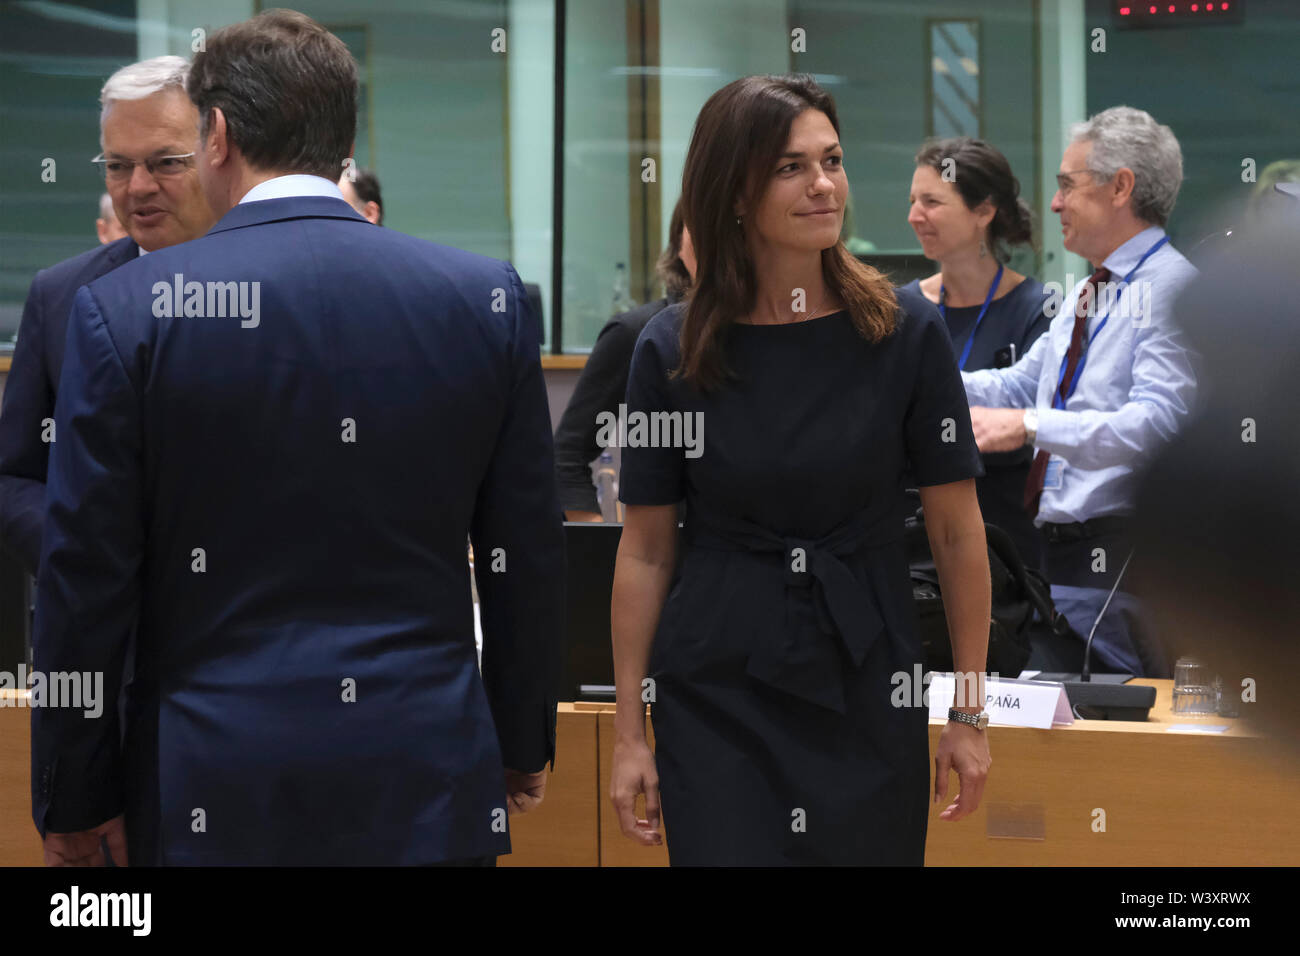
left=914, top=137, right=1034, bottom=263
left=656, top=198, right=692, bottom=301
left=675, top=73, right=897, bottom=390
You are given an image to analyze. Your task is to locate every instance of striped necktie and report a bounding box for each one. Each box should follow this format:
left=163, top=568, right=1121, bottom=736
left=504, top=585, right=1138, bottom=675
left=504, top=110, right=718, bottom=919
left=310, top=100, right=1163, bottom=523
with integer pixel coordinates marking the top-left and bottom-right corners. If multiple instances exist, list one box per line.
left=1023, top=265, right=1112, bottom=518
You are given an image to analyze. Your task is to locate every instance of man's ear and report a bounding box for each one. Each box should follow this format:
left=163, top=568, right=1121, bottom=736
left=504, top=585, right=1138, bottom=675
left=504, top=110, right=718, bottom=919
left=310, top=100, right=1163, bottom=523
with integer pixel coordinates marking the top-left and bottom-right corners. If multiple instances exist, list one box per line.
left=363, top=201, right=381, bottom=225
left=204, top=107, right=230, bottom=166
left=1111, top=167, right=1137, bottom=209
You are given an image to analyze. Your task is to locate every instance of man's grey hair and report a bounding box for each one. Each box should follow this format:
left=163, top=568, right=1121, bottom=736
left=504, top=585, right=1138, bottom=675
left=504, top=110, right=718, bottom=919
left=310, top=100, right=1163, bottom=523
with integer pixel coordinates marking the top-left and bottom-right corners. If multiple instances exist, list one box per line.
left=97, top=192, right=114, bottom=220
left=1069, top=106, right=1183, bottom=227
left=99, top=55, right=190, bottom=127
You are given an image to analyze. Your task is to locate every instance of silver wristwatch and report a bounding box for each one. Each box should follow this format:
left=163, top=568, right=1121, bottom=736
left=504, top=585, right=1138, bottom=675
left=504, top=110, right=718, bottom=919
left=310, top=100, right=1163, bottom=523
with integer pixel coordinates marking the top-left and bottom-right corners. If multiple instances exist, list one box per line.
left=1022, top=407, right=1038, bottom=446
left=948, top=708, right=990, bottom=730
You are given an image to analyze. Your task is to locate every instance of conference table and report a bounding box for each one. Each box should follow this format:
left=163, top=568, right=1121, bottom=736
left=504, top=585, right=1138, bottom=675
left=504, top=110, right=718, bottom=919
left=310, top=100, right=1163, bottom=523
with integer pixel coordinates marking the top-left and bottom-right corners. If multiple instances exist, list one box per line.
left=2, top=680, right=1294, bottom=866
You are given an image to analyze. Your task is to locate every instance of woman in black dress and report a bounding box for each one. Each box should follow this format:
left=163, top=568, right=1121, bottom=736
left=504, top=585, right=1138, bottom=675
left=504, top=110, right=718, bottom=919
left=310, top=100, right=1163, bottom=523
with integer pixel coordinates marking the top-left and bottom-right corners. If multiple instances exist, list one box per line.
left=609, top=74, right=992, bottom=866
left=554, top=200, right=695, bottom=521
left=897, top=137, right=1052, bottom=570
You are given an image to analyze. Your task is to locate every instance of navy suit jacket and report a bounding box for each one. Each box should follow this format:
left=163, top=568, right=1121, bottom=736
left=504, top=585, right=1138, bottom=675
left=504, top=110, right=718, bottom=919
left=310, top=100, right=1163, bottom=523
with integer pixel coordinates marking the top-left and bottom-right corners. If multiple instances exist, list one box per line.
left=30, top=196, right=564, bottom=865
left=0, top=237, right=138, bottom=574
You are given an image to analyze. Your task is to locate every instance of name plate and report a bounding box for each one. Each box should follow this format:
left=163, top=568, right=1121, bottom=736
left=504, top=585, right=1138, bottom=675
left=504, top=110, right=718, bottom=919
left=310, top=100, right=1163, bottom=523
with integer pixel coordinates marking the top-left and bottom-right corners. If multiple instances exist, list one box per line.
left=928, top=674, right=1073, bottom=728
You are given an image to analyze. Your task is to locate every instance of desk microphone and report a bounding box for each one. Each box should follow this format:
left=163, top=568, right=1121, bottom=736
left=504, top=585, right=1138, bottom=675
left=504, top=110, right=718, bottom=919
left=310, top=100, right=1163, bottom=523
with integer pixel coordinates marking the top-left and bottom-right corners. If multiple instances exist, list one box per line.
left=1041, top=546, right=1157, bottom=719
left=1080, top=547, right=1134, bottom=683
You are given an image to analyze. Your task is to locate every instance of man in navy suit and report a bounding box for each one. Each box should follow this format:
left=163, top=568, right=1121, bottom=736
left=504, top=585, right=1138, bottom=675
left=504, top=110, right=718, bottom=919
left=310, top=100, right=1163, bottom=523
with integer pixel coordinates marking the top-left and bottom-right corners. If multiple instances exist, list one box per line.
left=32, top=9, right=563, bottom=866
left=0, top=55, right=214, bottom=576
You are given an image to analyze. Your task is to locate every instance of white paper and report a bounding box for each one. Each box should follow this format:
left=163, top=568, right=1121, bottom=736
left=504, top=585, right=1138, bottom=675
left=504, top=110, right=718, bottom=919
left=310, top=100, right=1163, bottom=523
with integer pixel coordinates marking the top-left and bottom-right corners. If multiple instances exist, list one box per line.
left=1166, top=723, right=1230, bottom=734
left=928, top=673, right=1073, bottom=728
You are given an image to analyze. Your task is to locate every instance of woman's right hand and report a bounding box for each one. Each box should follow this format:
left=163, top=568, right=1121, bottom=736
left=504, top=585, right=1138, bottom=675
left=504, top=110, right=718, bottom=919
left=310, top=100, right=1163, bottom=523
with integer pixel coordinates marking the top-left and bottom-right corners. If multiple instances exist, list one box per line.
left=609, top=735, right=663, bottom=845
left=609, top=504, right=677, bottom=847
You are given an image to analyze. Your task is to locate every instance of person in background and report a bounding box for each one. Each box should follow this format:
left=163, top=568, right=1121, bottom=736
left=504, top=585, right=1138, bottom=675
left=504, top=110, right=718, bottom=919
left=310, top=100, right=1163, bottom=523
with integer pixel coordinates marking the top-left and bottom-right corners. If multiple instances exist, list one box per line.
left=960, top=106, right=1199, bottom=676
left=1133, top=208, right=1300, bottom=763
left=553, top=198, right=695, bottom=521
left=339, top=166, right=383, bottom=224
left=0, top=55, right=215, bottom=578
left=1184, top=159, right=1300, bottom=267
left=898, top=136, right=1051, bottom=570
left=1245, top=159, right=1300, bottom=231
left=95, top=191, right=128, bottom=244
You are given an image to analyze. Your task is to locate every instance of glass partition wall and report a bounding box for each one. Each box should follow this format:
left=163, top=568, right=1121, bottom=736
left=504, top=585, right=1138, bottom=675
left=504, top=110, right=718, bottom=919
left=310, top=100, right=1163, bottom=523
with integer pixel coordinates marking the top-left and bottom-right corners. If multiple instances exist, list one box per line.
left=2, top=1, right=1297, bottom=349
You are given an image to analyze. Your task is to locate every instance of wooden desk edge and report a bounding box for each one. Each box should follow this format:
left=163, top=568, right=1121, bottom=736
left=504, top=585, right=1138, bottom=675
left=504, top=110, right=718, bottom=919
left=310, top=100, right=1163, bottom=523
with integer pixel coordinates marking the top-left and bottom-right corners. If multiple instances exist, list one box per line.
left=561, top=680, right=1262, bottom=738
left=540, top=355, right=588, bottom=370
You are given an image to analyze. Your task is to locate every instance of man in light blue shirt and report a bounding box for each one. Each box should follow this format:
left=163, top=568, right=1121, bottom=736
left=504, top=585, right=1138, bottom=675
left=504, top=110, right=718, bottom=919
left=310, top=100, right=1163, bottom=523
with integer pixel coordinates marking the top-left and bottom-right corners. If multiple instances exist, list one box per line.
left=962, top=106, right=1199, bottom=676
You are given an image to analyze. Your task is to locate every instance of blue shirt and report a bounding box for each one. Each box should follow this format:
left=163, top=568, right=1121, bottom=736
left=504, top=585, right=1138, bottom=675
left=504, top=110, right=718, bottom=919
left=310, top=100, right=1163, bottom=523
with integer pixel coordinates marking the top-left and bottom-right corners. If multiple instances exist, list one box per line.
left=961, top=226, right=1199, bottom=525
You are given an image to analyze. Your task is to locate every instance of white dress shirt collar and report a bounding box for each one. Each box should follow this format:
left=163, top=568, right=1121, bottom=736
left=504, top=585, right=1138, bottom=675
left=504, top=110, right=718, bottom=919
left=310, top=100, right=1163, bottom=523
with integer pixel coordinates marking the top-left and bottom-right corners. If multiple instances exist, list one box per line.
left=136, top=175, right=345, bottom=253
left=237, top=174, right=345, bottom=205
left=1102, top=224, right=1167, bottom=278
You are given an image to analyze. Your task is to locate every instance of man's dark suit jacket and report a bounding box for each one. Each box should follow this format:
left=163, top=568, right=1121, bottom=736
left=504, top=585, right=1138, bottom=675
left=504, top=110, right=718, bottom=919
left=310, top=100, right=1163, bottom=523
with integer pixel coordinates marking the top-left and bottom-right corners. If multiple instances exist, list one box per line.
left=30, top=195, right=564, bottom=865
left=0, top=237, right=138, bottom=574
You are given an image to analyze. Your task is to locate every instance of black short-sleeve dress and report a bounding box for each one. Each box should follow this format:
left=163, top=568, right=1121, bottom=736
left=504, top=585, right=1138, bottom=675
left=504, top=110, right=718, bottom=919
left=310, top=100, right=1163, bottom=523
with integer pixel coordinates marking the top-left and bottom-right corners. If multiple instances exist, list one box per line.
left=619, top=301, right=983, bottom=866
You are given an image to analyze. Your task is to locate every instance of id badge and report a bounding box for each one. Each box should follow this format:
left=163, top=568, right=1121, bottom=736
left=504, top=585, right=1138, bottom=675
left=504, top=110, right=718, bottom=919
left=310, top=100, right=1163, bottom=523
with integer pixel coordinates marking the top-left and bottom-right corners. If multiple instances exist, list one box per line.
left=1043, top=457, right=1064, bottom=491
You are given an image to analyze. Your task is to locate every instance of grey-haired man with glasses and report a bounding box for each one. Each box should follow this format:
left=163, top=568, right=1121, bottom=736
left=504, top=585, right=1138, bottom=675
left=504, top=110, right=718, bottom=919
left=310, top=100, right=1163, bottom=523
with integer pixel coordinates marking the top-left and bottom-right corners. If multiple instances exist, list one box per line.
left=0, top=56, right=215, bottom=577
left=961, top=106, right=1199, bottom=677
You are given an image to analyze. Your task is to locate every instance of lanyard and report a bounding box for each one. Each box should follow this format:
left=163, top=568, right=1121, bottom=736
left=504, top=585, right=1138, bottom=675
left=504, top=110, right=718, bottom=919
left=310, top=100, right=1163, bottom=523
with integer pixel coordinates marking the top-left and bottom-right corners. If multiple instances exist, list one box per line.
left=1052, top=235, right=1169, bottom=410
left=940, top=263, right=1003, bottom=371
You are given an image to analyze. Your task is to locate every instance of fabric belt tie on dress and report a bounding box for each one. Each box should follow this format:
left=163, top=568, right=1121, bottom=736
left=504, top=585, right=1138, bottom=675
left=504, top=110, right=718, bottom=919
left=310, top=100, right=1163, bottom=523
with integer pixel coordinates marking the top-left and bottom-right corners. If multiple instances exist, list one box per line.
left=687, top=506, right=902, bottom=715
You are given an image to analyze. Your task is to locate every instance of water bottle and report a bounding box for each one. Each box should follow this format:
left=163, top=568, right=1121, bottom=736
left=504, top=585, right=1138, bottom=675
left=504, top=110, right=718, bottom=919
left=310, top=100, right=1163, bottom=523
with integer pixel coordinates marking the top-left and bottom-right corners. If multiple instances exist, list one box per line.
left=612, top=262, right=634, bottom=314
left=595, top=450, right=619, bottom=522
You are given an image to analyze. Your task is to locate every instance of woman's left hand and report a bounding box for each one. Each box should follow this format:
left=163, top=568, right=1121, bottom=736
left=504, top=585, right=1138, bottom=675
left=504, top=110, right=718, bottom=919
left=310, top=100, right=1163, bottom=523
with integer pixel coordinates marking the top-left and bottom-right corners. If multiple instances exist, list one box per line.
left=933, top=721, right=991, bottom=821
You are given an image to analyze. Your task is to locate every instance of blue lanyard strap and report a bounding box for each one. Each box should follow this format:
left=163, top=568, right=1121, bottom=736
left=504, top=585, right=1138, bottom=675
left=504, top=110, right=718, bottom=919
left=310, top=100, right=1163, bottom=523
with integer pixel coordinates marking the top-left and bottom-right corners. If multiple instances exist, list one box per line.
left=940, top=263, right=1003, bottom=371
left=1052, top=235, right=1169, bottom=410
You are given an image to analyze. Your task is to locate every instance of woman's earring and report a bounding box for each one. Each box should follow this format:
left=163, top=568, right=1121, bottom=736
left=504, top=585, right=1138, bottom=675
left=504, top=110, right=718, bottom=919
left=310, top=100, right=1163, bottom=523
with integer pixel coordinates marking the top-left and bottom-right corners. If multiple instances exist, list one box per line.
left=979, top=238, right=988, bottom=258
left=736, top=215, right=743, bottom=226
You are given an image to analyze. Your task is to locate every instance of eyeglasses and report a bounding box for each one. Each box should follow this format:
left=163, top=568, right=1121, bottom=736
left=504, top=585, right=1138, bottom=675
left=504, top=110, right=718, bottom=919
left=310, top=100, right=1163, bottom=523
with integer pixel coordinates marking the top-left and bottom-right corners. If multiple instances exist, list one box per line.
left=1055, top=168, right=1110, bottom=195
left=92, top=152, right=196, bottom=182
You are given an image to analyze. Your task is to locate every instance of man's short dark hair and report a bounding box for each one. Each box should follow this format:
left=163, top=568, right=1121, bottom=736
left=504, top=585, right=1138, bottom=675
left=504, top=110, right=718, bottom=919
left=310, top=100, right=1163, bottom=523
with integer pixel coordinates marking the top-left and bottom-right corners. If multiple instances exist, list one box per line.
left=187, top=9, right=357, bottom=179
left=350, top=168, right=383, bottom=225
